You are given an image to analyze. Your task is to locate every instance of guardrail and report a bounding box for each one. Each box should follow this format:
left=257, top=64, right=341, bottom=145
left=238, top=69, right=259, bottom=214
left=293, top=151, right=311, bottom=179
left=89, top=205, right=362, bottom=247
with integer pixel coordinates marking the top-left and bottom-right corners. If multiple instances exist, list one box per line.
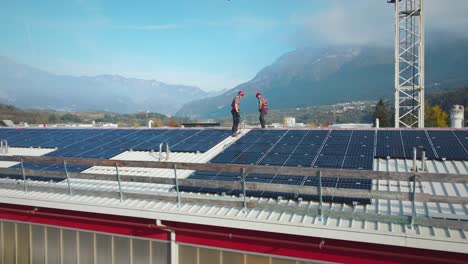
left=0, top=155, right=466, bottom=230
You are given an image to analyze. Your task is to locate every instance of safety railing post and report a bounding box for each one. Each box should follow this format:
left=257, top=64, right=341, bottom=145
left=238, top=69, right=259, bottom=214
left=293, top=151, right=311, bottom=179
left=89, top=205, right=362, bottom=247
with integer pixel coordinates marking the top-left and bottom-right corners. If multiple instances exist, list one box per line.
left=159, top=143, right=164, bottom=161
left=241, top=168, right=247, bottom=213
left=63, top=161, right=72, bottom=196
left=173, top=164, right=181, bottom=207
left=410, top=175, right=417, bottom=227
left=421, top=150, right=426, bottom=172
left=20, top=159, right=28, bottom=193
left=165, top=143, right=170, bottom=160
left=115, top=163, right=123, bottom=203
left=318, top=170, right=323, bottom=221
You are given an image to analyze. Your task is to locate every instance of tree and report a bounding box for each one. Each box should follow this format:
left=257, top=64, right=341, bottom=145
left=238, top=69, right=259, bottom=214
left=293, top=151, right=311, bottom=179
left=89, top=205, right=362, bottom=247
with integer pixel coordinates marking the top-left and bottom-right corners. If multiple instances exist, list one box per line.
left=373, top=99, right=390, bottom=127
left=153, top=118, right=164, bottom=127
left=167, top=119, right=179, bottom=127
left=48, top=114, right=58, bottom=123
left=61, top=113, right=81, bottom=123
left=425, top=105, right=448, bottom=127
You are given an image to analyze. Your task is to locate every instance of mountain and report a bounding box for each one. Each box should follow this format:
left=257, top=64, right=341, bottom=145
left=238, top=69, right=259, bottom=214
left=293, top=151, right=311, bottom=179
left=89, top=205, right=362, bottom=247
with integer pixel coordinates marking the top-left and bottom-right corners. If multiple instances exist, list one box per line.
left=176, top=39, right=468, bottom=118
left=0, top=57, right=208, bottom=114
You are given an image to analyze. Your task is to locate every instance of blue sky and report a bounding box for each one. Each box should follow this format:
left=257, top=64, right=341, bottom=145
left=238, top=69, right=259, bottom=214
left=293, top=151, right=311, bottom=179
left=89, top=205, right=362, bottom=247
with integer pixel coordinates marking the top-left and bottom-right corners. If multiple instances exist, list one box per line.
left=1, top=0, right=467, bottom=91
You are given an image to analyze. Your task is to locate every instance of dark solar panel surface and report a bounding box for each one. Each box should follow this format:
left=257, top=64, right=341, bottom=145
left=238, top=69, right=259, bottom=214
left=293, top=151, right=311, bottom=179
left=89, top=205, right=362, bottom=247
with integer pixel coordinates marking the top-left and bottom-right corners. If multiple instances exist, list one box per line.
left=186, top=128, right=468, bottom=204
left=2, top=128, right=467, bottom=203
left=0, top=128, right=230, bottom=181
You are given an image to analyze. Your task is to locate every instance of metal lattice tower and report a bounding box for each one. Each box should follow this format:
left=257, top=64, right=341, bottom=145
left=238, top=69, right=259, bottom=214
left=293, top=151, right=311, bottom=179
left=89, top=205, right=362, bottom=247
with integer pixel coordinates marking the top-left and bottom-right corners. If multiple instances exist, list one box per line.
left=388, top=0, right=425, bottom=128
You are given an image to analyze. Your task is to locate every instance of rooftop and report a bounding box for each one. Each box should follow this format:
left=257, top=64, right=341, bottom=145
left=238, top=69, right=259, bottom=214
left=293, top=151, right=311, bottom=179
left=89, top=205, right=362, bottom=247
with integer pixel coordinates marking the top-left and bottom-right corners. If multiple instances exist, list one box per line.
left=0, top=127, right=466, bottom=254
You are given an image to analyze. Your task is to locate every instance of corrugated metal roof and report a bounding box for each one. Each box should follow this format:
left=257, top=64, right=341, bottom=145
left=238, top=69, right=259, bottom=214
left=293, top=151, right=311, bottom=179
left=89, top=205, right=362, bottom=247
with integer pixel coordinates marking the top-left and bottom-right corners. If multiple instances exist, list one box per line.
left=374, top=158, right=468, bottom=174
left=0, top=179, right=466, bottom=253
left=0, top=147, right=56, bottom=168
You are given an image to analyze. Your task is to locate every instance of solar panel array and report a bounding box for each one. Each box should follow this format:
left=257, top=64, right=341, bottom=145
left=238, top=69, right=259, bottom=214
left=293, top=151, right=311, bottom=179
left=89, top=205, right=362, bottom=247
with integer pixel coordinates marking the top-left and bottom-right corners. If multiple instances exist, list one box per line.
left=210, top=129, right=374, bottom=169
left=1, top=128, right=467, bottom=204
left=182, top=129, right=468, bottom=204
left=0, top=128, right=230, bottom=181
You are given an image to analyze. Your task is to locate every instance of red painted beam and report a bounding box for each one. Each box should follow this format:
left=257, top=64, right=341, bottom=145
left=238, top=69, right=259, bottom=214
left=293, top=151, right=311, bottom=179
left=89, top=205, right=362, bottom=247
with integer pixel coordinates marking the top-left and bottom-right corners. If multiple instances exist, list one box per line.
left=0, top=203, right=466, bottom=264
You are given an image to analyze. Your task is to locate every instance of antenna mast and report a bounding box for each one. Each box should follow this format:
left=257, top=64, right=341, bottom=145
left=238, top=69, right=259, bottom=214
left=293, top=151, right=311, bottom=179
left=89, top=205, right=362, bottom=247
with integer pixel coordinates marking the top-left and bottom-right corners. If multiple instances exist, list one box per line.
left=388, top=0, right=425, bottom=128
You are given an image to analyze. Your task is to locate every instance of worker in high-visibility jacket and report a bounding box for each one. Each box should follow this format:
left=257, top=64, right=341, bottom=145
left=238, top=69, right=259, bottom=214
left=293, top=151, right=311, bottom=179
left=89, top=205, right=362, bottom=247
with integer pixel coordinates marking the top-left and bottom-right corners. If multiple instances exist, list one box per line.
left=256, top=92, right=269, bottom=129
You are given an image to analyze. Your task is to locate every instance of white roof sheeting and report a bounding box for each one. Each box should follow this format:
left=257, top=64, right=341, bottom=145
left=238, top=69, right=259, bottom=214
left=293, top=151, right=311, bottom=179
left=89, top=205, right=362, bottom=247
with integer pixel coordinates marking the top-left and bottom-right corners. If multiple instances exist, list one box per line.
left=0, top=147, right=56, bottom=168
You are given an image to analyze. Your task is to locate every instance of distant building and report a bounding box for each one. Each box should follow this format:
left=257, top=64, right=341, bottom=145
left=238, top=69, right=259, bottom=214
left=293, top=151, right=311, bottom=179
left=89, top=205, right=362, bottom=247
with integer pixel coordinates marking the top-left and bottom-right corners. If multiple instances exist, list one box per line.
left=283, top=117, right=296, bottom=127
left=329, top=123, right=373, bottom=129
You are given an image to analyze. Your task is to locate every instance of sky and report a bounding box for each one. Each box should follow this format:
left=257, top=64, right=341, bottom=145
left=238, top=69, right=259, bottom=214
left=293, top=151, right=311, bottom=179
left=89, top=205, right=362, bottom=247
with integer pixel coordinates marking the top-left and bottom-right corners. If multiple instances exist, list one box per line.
left=1, top=0, right=467, bottom=91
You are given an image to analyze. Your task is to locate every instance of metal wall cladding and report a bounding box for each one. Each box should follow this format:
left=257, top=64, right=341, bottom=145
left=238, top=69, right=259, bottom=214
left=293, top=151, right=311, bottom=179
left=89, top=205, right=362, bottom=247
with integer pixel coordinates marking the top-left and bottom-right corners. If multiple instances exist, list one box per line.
left=2, top=221, right=15, bottom=264
left=178, top=244, right=316, bottom=264
left=79, top=232, right=95, bottom=264
left=46, top=227, right=61, bottom=264
left=0, top=220, right=170, bottom=264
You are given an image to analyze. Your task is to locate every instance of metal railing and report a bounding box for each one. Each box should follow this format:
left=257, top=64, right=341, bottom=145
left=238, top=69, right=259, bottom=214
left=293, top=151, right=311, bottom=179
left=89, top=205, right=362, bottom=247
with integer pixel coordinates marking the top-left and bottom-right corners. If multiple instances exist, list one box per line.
left=0, top=140, right=8, bottom=154
left=0, top=153, right=466, bottom=230
left=159, top=142, right=170, bottom=161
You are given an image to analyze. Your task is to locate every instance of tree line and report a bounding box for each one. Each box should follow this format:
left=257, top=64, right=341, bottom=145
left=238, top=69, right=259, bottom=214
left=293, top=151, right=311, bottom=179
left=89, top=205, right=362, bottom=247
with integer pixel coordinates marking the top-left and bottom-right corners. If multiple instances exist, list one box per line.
left=373, top=87, right=468, bottom=127
left=0, top=103, right=188, bottom=127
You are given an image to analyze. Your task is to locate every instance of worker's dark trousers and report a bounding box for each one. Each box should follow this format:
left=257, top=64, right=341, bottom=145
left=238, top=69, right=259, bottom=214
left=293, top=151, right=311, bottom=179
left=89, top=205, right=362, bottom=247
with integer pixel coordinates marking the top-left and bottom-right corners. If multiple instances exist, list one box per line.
left=231, top=110, right=240, bottom=134
left=259, top=109, right=267, bottom=128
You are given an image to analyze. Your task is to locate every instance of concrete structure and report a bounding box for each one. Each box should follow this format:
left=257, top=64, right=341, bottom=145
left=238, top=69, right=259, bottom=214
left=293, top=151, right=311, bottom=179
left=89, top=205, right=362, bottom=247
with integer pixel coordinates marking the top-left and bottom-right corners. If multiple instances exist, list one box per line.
left=450, top=105, right=465, bottom=128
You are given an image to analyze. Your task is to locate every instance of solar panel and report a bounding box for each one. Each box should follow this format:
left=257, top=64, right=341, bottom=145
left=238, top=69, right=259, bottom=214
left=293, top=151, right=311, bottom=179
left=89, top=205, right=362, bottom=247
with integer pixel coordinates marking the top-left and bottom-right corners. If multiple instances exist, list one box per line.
left=283, top=153, right=314, bottom=167
left=346, top=144, right=374, bottom=157
left=313, top=155, right=345, bottom=168
left=270, top=144, right=297, bottom=154
left=292, top=144, right=321, bottom=154
left=233, top=152, right=265, bottom=165
left=258, top=153, right=290, bottom=166
left=321, top=144, right=348, bottom=155
left=342, top=156, right=374, bottom=170
left=243, top=144, right=274, bottom=153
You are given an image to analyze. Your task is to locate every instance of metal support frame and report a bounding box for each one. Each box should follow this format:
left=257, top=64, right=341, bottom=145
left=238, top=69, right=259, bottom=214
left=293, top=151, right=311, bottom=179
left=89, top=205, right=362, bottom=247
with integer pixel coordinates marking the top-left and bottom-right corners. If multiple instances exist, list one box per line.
left=115, top=163, right=123, bottom=203
left=63, top=161, right=72, bottom=196
left=159, top=142, right=170, bottom=161
left=391, top=0, right=425, bottom=128
left=318, top=171, right=324, bottom=221
left=410, top=174, right=417, bottom=227
left=20, top=159, right=27, bottom=193
left=421, top=150, right=426, bottom=172
left=173, top=164, right=181, bottom=207
left=241, top=168, right=247, bottom=212
left=0, top=140, right=7, bottom=154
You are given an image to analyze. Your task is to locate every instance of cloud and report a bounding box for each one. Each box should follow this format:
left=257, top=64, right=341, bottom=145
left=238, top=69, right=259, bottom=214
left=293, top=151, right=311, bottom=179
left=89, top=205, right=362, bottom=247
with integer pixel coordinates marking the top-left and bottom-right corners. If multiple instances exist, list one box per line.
left=292, top=0, right=468, bottom=46
left=425, top=0, right=468, bottom=36
left=115, top=24, right=183, bottom=31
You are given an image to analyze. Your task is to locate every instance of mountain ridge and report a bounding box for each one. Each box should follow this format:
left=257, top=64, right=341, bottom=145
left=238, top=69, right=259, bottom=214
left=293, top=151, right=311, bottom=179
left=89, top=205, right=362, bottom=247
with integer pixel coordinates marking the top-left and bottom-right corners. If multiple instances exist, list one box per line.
left=0, top=56, right=208, bottom=115
left=176, top=40, right=468, bottom=118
